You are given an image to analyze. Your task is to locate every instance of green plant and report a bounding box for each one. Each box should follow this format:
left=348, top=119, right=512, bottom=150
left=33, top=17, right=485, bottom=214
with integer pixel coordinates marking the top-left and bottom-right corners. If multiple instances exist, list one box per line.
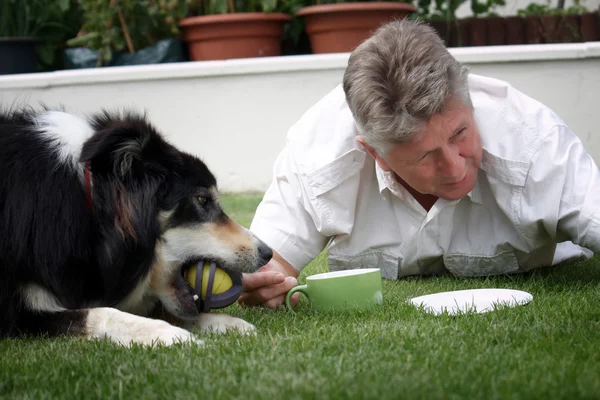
left=305, top=0, right=412, bottom=4
left=0, top=0, right=82, bottom=72
left=564, top=0, right=590, bottom=13
left=517, top=1, right=553, bottom=16
left=0, top=0, right=75, bottom=37
left=471, top=0, right=505, bottom=17
left=518, top=0, right=590, bottom=17
left=190, top=0, right=283, bottom=14
left=67, top=0, right=190, bottom=66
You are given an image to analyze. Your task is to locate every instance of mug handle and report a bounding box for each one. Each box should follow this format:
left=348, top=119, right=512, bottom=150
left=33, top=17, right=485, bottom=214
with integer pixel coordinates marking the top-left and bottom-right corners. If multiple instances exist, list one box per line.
left=285, top=284, right=309, bottom=311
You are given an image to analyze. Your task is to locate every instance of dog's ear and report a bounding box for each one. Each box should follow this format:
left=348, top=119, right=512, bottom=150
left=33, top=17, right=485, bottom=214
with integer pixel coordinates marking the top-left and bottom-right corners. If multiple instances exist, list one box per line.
left=80, top=120, right=167, bottom=241
left=80, top=121, right=151, bottom=179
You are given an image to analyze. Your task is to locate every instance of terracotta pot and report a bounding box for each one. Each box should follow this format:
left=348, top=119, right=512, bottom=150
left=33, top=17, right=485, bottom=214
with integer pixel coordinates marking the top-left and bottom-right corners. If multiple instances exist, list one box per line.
left=505, top=16, right=525, bottom=44
left=486, top=17, right=506, bottom=45
left=580, top=12, right=600, bottom=41
left=179, top=13, right=291, bottom=61
left=296, top=2, right=416, bottom=54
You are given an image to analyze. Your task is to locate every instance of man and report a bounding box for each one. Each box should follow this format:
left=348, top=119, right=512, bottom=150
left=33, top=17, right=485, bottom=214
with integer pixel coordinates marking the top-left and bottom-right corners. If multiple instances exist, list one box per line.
left=238, top=20, right=599, bottom=308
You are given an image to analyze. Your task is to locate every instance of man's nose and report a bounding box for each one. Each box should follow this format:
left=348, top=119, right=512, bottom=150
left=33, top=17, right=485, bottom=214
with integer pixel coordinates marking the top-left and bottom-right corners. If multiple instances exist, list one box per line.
left=438, top=145, right=465, bottom=178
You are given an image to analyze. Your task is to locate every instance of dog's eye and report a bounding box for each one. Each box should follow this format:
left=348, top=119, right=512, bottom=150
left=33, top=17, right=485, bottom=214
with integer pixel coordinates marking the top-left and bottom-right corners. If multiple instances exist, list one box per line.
left=197, top=196, right=207, bottom=207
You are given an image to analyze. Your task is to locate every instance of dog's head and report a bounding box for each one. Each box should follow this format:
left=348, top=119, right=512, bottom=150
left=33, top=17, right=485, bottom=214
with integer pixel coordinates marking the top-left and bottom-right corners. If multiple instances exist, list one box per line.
left=80, top=112, right=272, bottom=319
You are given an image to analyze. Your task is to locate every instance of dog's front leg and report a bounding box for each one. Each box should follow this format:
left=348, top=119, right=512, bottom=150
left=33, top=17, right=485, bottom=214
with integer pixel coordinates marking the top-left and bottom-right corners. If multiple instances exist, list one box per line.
left=85, top=307, right=204, bottom=346
left=149, top=304, right=256, bottom=335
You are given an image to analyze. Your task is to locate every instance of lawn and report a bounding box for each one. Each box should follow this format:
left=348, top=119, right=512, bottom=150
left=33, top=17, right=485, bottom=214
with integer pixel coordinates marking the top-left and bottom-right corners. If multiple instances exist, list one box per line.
left=1, top=192, right=600, bottom=400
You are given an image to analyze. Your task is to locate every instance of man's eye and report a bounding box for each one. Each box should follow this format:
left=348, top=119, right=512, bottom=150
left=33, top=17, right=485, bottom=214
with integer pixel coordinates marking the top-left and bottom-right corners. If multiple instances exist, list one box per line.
left=197, top=196, right=207, bottom=207
left=454, top=128, right=466, bottom=137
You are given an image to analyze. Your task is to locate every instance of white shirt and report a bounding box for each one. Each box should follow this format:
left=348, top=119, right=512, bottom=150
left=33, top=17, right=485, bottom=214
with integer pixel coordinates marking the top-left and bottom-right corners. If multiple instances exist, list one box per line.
left=250, top=74, right=598, bottom=279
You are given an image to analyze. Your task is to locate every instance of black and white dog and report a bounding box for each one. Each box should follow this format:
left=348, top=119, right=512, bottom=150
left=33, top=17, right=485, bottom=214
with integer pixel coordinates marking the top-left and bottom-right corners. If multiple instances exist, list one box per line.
left=0, top=107, right=272, bottom=346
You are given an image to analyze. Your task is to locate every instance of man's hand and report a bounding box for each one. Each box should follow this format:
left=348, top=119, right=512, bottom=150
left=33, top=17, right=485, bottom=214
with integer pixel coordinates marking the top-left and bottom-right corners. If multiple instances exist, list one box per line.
left=239, top=251, right=300, bottom=309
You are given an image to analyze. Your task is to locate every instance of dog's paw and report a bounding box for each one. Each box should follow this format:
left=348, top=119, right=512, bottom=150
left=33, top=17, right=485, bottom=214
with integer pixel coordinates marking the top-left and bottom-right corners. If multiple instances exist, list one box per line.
left=196, top=313, right=257, bottom=335
left=86, top=307, right=204, bottom=347
left=143, top=321, right=204, bottom=347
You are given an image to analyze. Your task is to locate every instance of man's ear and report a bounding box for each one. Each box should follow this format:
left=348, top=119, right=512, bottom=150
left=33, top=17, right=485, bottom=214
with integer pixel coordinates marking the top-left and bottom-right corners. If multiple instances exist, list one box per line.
left=356, top=136, right=392, bottom=172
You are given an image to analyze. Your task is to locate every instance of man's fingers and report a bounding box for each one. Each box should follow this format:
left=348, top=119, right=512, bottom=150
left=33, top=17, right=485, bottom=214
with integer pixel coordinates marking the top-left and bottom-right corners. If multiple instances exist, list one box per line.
left=265, top=292, right=300, bottom=309
left=239, top=276, right=297, bottom=307
left=242, top=271, right=285, bottom=291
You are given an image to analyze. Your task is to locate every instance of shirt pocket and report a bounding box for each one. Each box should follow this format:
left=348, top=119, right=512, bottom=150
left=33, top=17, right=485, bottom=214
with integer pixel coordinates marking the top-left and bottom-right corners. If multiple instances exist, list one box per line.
left=302, top=149, right=366, bottom=236
left=443, top=250, right=520, bottom=277
left=305, top=148, right=366, bottom=197
left=327, top=250, right=400, bottom=280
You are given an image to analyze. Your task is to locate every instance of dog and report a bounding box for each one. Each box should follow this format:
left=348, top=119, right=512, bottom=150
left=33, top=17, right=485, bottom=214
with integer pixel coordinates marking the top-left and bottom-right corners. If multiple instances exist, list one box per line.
left=0, top=106, right=272, bottom=346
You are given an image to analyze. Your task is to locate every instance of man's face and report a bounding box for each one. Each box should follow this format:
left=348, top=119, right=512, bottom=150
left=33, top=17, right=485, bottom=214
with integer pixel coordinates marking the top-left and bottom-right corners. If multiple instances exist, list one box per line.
left=362, top=98, right=482, bottom=201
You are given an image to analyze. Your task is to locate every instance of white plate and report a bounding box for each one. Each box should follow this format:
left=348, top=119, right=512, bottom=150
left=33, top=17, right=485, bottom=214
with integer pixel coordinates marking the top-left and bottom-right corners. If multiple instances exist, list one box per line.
left=408, top=288, right=533, bottom=315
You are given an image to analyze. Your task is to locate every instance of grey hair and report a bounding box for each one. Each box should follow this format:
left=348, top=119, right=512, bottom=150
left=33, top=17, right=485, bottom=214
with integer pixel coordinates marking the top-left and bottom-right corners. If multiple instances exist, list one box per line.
left=343, top=19, right=472, bottom=156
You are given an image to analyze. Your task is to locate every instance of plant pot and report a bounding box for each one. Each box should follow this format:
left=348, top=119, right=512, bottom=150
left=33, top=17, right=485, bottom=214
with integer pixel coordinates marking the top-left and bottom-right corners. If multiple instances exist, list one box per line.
left=580, top=12, right=600, bottom=41
left=505, top=16, right=525, bottom=45
left=541, top=15, right=561, bottom=43
left=179, top=13, right=291, bottom=61
left=486, top=17, right=506, bottom=45
left=429, top=20, right=450, bottom=45
left=556, top=14, right=581, bottom=43
left=296, top=2, right=416, bottom=54
left=468, top=17, right=487, bottom=46
left=0, top=37, right=38, bottom=75
left=525, top=15, right=544, bottom=44
left=458, top=18, right=471, bottom=46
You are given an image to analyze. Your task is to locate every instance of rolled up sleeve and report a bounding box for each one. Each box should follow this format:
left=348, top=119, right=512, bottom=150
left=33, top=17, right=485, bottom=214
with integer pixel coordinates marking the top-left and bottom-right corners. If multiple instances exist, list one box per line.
left=250, top=145, right=329, bottom=271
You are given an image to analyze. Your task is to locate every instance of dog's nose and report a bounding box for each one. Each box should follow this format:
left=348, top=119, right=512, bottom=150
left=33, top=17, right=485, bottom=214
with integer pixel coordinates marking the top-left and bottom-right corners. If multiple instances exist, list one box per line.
left=257, top=242, right=273, bottom=266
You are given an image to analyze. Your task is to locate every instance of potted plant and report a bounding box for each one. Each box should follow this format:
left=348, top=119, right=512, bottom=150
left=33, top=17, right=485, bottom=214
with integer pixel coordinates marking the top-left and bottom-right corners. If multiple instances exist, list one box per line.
left=423, top=0, right=468, bottom=47
left=294, top=0, right=417, bottom=54
left=0, top=0, right=77, bottom=75
left=178, top=0, right=292, bottom=61
left=65, top=0, right=189, bottom=68
left=467, top=0, right=505, bottom=46
left=564, top=0, right=599, bottom=42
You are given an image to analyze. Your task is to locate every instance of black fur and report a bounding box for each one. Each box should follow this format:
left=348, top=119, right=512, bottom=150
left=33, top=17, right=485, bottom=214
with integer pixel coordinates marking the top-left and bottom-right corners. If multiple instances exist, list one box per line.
left=0, top=107, right=268, bottom=339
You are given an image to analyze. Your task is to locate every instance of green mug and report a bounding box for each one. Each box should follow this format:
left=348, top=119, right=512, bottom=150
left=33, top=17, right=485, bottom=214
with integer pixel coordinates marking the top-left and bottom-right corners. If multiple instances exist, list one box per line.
left=285, top=268, right=383, bottom=311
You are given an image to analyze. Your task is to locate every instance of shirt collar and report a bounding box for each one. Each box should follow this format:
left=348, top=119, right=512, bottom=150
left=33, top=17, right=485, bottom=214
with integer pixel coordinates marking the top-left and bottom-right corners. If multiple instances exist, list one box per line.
left=374, top=162, right=483, bottom=205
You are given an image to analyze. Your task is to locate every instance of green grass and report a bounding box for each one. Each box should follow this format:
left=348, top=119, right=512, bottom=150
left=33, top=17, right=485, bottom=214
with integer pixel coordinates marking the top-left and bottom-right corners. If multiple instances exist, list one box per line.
left=2, top=192, right=600, bottom=399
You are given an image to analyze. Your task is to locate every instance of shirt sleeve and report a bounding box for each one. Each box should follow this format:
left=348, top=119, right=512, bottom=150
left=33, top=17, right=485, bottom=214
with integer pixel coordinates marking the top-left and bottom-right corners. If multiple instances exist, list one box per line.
left=250, top=144, right=329, bottom=271
left=520, top=124, right=600, bottom=252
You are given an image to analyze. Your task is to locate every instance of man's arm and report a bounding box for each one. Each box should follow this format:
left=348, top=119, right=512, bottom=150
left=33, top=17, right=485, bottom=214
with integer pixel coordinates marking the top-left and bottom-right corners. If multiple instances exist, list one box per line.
left=242, top=145, right=329, bottom=308
left=521, top=124, right=600, bottom=252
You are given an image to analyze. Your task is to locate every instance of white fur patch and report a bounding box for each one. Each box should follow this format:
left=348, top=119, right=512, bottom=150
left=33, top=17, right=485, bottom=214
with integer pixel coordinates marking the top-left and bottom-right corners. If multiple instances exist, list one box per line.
left=21, top=283, right=65, bottom=312
left=85, top=307, right=203, bottom=347
left=34, top=111, right=95, bottom=168
left=161, top=224, right=261, bottom=273
left=195, top=313, right=256, bottom=335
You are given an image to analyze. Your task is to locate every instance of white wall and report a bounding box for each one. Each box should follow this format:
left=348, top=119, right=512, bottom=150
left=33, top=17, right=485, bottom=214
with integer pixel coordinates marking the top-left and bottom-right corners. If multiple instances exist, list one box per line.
left=1, top=42, right=599, bottom=192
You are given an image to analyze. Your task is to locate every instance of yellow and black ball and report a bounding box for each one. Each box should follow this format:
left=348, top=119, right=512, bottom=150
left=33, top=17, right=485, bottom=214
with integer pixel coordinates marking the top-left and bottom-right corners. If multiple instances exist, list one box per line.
left=184, top=261, right=243, bottom=312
